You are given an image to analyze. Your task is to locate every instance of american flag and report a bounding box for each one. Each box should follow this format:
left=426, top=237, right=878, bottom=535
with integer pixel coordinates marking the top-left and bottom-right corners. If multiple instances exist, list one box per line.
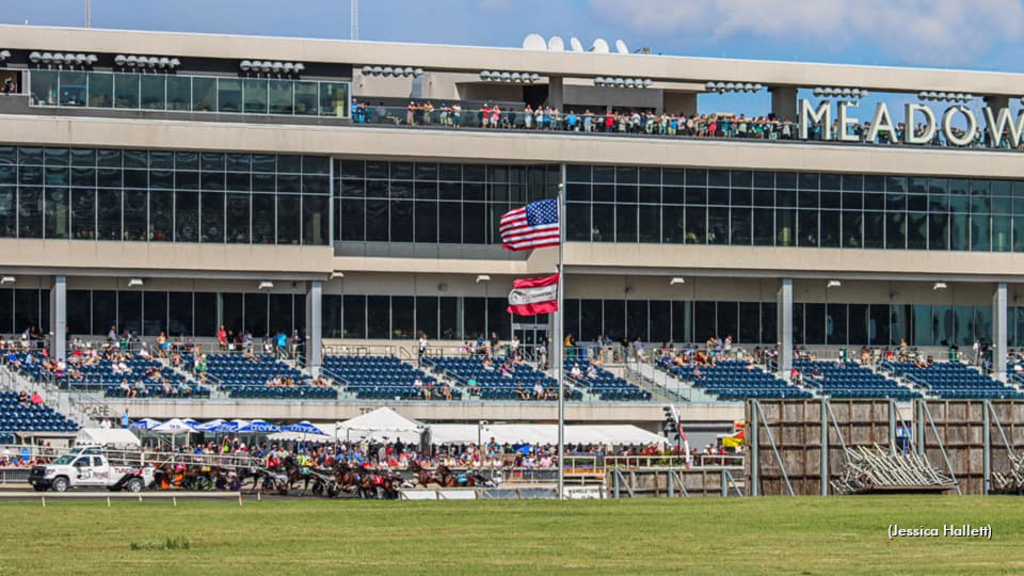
left=499, top=199, right=561, bottom=251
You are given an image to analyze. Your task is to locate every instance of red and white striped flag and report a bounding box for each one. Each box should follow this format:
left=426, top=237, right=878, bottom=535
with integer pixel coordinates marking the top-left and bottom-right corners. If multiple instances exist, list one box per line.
left=507, top=274, right=559, bottom=316
left=499, top=199, right=560, bottom=251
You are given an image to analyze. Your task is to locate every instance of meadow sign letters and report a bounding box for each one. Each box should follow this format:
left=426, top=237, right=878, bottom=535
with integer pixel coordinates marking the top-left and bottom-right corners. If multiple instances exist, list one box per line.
left=798, top=99, right=1024, bottom=148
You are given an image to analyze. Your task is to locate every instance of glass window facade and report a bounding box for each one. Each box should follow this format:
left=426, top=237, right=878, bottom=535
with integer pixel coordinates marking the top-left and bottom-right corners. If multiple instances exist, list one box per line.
left=795, top=303, right=1003, bottom=348
left=67, top=290, right=306, bottom=337
left=566, top=166, right=1024, bottom=253
left=30, top=70, right=350, bottom=118
left=323, top=294, right=515, bottom=340
left=0, top=289, right=50, bottom=335
left=0, top=146, right=330, bottom=245
left=563, top=300, right=777, bottom=344
left=333, top=161, right=560, bottom=244
left=559, top=299, right=1015, bottom=347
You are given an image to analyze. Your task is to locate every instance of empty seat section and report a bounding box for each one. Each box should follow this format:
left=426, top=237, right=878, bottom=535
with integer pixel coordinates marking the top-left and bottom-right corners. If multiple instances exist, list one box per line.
left=563, top=360, right=651, bottom=401
left=793, top=360, right=920, bottom=400
left=322, top=355, right=461, bottom=400
left=424, top=356, right=581, bottom=401
left=659, top=359, right=811, bottom=400
left=881, top=361, right=1024, bottom=399
left=0, top=392, right=78, bottom=433
left=191, top=353, right=335, bottom=400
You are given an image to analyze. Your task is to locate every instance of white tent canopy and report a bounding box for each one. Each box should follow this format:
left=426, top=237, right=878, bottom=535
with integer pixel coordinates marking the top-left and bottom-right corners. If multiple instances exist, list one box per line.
left=152, top=418, right=196, bottom=434
left=336, top=407, right=424, bottom=443
left=75, top=428, right=141, bottom=448
left=428, top=424, right=666, bottom=447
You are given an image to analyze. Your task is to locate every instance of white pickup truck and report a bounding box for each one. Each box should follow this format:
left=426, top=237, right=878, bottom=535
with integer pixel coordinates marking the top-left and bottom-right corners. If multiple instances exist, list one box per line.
left=28, top=447, right=155, bottom=493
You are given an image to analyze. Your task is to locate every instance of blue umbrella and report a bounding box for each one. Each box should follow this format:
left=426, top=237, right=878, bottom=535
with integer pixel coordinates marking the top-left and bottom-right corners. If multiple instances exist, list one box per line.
left=194, top=419, right=226, bottom=432
left=129, top=418, right=161, bottom=431
left=236, top=420, right=280, bottom=434
left=212, top=420, right=245, bottom=434
left=280, top=421, right=326, bottom=435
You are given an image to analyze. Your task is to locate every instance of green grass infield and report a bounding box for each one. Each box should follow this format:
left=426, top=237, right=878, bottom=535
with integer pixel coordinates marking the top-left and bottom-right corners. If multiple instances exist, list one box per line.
left=1, top=495, right=1022, bottom=575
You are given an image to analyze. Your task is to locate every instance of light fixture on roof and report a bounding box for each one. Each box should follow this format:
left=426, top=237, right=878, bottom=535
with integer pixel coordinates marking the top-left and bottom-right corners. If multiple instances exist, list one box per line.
left=920, top=91, right=972, bottom=103
left=475, top=275, right=491, bottom=283
left=258, top=281, right=274, bottom=290
left=128, top=278, right=144, bottom=288
left=329, top=271, right=345, bottom=280
left=669, top=277, right=686, bottom=286
left=0, top=50, right=9, bottom=61
left=29, top=51, right=41, bottom=63
left=706, top=82, right=764, bottom=94
left=479, top=70, right=539, bottom=84
left=813, top=86, right=867, bottom=100
left=933, top=282, right=948, bottom=291
left=0, top=276, right=14, bottom=285
left=827, top=280, right=842, bottom=289
left=239, top=59, right=303, bottom=76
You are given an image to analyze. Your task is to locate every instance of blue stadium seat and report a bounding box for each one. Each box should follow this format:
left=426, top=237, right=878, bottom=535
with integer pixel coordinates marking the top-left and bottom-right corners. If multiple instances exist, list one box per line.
left=658, top=359, right=811, bottom=400
left=323, top=355, right=460, bottom=401
left=881, top=361, right=1024, bottom=399
left=793, top=360, right=920, bottom=400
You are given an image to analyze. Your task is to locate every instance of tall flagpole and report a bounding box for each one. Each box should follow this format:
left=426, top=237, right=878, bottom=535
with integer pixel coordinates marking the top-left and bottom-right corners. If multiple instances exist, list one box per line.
left=556, top=165, right=566, bottom=500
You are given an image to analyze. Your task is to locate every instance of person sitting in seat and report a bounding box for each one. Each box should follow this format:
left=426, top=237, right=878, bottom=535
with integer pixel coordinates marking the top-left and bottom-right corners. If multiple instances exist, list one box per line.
left=514, top=383, right=528, bottom=400
left=586, top=364, right=598, bottom=379
left=533, top=381, right=545, bottom=400
left=570, top=364, right=583, bottom=379
left=17, top=390, right=28, bottom=404
left=440, top=381, right=452, bottom=401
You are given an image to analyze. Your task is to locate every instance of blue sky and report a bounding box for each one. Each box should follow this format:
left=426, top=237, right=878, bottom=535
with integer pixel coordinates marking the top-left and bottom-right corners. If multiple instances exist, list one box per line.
left=2, top=0, right=1021, bottom=70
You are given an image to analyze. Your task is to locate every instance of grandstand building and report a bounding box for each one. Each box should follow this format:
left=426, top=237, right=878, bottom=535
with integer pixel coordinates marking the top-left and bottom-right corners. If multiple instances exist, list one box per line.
left=1, top=25, right=1024, bottom=430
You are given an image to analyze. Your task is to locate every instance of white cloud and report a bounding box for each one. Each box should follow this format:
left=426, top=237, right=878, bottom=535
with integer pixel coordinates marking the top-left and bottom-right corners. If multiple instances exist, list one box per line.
left=587, top=0, right=1024, bottom=66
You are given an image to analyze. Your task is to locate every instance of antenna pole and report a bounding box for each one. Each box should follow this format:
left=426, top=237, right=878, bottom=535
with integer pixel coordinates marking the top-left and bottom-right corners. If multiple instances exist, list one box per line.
left=350, top=0, right=359, bottom=40
left=85, top=0, right=91, bottom=28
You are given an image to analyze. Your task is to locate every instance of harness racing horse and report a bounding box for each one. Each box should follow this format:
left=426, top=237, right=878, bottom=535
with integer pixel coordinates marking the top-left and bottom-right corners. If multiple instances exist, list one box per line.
left=282, top=455, right=319, bottom=496
left=331, top=461, right=367, bottom=497
left=408, top=460, right=446, bottom=488
left=436, top=465, right=494, bottom=488
left=357, top=468, right=408, bottom=500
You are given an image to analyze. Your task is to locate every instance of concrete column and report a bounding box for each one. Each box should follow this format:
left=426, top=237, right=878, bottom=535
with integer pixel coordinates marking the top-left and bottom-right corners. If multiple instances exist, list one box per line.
left=777, top=279, right=793, bottom=377
left=770, top=87, right=799, bottom=122
left=661, top=91, right=697, bottom=116
left=546, top=76, right=564, bottom=110
left=49, top=275, right=66, bottom=362
left=986, top=96, right=1010, bottom=113
left=306, top=280, right=323, bottom=377
left=993, top=282, right=1008, bottom=382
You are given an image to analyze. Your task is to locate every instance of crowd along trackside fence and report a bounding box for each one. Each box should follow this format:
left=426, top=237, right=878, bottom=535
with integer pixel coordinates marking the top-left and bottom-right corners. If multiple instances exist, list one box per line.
left=746, top=398, right=1024, bottom=497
